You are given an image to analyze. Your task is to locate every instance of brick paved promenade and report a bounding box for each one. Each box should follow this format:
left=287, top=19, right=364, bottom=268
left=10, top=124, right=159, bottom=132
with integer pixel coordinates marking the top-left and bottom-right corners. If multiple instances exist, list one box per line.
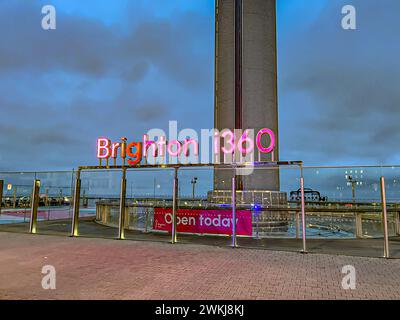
left=0, top=232, right=399, bottom=300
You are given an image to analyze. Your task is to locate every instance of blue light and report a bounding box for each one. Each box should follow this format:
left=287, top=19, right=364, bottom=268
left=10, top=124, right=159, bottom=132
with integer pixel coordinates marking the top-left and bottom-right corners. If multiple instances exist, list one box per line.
left=251, top=204, right=262, bottom=210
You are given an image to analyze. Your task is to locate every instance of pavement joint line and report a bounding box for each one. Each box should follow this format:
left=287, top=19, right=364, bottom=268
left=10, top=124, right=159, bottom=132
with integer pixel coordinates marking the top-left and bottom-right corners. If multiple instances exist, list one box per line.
left=0, top=229, right=397, bottom=261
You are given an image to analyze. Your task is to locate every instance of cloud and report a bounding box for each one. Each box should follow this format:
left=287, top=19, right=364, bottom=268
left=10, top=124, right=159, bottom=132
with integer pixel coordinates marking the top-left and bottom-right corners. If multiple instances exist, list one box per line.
left=279, top=0, right=400, bottom=165
left=0, top=0, right=214, bottom=171
left=0, top=1, right=212, bottom=89
left=4, top=0, right=399, bottom=173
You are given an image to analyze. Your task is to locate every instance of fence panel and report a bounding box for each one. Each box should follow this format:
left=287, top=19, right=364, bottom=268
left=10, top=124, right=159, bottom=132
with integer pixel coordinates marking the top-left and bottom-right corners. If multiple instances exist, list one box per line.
left=301, top=166, right=398, bottom=258
left=0, top=165, right=399, bottom=259
left=122, top=168, right=175, bottom=243
left=75, top=169, right=120, bottom=239
left=0, top=172, right=36, bottom=233
left=34, top=171, right=75, bottom=236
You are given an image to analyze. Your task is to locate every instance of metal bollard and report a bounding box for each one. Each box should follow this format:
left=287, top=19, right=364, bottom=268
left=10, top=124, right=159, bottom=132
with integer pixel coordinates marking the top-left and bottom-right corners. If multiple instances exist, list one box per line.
left=171, top=168, right=178, bottom=244
left=29, top=180, right=41, bottom=234
left=0, top=180, right=3, bottom=215
left=300, top=177, right=307, bottom=253
left=380, top=177, right=390, bottom=258
left=118, top=168, right=127, bottom=240
left=70, top=170, right=81, bottom=237
left=231, top=175, right=237, bottom=248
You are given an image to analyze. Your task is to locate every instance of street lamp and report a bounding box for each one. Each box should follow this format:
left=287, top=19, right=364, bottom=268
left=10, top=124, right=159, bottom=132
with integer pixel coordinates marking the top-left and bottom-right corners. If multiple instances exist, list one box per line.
left=191, top=177, right=198, bottom=200
left=346, top=175, right=359, bottom=203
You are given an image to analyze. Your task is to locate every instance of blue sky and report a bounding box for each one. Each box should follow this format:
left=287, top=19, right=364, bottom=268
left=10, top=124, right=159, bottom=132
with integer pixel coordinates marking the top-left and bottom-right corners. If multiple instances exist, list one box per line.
left=1, top=0, right=400, bottom=172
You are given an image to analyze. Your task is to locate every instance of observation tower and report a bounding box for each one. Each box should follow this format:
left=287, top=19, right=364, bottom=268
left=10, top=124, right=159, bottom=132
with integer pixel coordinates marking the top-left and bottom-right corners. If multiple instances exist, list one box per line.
left=213, top=0, right=280, bottom=193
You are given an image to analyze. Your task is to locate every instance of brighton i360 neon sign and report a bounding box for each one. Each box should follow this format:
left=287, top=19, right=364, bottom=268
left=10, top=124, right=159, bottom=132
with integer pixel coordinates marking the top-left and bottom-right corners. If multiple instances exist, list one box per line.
left=96, top=128, right=275, bottom=166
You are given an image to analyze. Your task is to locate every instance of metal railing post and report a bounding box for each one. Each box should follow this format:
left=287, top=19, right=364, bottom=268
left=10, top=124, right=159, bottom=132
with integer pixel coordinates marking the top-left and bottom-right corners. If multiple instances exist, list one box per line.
left=118, top=168, right=127, bottom=240
left=29, top=179, right=41, bottom=234
left=232, top=175, right=237, bottom=248
left=171, top=167, right=178, bottom=244
left=355, top=212, right=363, bottom=238
left=296, top=211, right=300, bottom=239
left=395, top=210, right=400, bottom=236
left=13, top=186, right=17, bottom=209
left=380, top=177, right=390, bottom=258
left=145, top=208, right=149, bottom=233
left=70, top=170, right=81, bottom=237
left=69, top=169, right=74, bottom=218
left=394, top=203, right=400, bottom=236
left=256, top=211, right=260, bottom=239
left=0, top=180, right=3, bottom=215
left=300, top=176, right=307, bottom=253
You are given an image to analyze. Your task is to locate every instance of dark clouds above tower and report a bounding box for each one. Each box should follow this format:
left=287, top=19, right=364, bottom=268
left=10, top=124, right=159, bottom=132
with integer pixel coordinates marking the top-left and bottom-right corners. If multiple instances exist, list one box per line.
left=0, top=0, right=399, bottom=170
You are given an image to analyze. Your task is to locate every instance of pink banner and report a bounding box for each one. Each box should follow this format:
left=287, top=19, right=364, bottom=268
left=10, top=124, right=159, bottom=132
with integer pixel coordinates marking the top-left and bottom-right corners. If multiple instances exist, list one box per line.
left=153, top=208, right=252, bottom=236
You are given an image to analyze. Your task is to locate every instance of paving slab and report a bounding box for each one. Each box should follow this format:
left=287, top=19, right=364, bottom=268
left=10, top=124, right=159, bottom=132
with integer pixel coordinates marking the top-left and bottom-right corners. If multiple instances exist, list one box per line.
left=0, top=232, right=399, bottom=300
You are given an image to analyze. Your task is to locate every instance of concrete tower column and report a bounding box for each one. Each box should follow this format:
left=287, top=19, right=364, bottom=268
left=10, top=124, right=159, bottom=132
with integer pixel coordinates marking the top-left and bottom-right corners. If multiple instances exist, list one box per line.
left=214, top=0, right=280, bottom=191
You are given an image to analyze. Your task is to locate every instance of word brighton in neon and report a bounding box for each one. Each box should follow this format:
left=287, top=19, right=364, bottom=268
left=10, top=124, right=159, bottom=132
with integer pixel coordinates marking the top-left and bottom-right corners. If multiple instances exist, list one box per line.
left=96, top=127, right=275, bottom=166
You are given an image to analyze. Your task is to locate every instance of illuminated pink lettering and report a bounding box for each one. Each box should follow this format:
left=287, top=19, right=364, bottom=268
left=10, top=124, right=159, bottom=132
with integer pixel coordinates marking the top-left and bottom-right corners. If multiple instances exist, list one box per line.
left=237, top=130, right=254, bottom=154
left=221, top=130, right=235, bottom=154
left=256, top=128, right=275, bottom=154
left=95, top=127, right=275, bottom=166
left=142, top=134, right=157, bottom=157
left=97, top=138, right=111, bottom=159
left=157, top=136, right=167, bottom=157
left=167, top=140, right=182, bottom=157
left=213, top=130, right=220, bottom=155
left=183, top=139, right=199, bottom=156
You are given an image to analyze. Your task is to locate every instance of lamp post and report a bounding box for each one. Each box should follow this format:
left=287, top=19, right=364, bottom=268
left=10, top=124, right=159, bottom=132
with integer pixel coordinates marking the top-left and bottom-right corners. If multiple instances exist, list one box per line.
left=59, top=188, right=63, bottom=206
left=346, top=175, right=359, bottom=204
left=191, top=177, right=198, bottom=200
left=346, top=172, right=365, bottom=238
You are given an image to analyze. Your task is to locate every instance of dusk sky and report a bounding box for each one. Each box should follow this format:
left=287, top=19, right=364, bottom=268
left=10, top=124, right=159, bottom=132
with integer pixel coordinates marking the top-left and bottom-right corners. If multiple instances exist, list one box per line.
left=1, top=0, right=400, bottom=171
